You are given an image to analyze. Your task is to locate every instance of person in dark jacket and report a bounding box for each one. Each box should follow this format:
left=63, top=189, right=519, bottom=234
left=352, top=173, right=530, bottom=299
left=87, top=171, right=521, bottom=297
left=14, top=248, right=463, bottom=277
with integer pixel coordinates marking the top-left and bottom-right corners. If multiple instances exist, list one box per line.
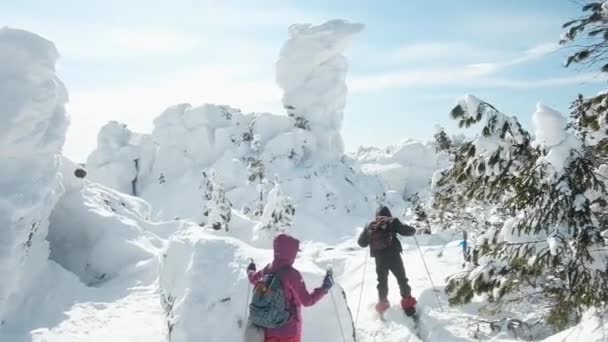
left=358, top=206, right=418, bottom=316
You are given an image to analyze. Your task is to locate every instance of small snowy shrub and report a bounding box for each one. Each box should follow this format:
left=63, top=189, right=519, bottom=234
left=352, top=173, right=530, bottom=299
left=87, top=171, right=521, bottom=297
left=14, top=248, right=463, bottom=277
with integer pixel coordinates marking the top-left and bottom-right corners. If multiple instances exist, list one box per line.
left=200, top=170, right=232, bottom=231
left=259, top=182, right=296, bottom=233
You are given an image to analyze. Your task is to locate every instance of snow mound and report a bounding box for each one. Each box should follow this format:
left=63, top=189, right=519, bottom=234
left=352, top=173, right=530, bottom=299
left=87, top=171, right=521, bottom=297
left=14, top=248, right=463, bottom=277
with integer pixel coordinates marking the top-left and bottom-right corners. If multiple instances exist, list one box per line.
left=0, top=27, right=68, bottom=325
left=160, top=228, right=356, bottom=342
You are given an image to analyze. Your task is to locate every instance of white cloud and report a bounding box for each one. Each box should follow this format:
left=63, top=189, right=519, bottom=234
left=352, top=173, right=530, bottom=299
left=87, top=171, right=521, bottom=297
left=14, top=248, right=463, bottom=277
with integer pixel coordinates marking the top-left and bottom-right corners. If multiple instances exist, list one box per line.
left=109, top=29, right=198, bottom=53
left=349, top=41, right=571, bottom=92
left=460, top=11, right=563, bottom=39
left=482, top=73, right=608, bottom=88
left=3, top=2, right=324, bottom=61
left=193, top=5, right=325, bottom=28
left=466, top=42, right=559, bottom=73
left=385, top=42, right=499, bottom=65
left=349, top=67, right=477, bottom=92
left=349, top=68, right=605, bottom=93
left=50, top=28, right=201, bottom=59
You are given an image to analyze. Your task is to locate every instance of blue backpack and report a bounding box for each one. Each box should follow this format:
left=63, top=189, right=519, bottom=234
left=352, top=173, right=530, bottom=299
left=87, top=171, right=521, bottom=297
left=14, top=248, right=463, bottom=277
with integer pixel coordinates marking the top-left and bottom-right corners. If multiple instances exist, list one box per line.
left=249, top=267, right=290, bottom=328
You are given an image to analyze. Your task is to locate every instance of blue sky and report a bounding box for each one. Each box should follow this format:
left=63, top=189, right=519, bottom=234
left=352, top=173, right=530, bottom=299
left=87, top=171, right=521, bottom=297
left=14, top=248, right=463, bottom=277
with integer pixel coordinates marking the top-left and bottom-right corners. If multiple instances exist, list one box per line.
left=2, top=0, right=606, bottom=161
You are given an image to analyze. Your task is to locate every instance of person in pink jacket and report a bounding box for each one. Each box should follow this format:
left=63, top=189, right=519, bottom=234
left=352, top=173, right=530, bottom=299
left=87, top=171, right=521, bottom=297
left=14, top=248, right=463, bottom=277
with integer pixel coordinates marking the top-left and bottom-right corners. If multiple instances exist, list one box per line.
left=247, top=234, right=333, bottom=342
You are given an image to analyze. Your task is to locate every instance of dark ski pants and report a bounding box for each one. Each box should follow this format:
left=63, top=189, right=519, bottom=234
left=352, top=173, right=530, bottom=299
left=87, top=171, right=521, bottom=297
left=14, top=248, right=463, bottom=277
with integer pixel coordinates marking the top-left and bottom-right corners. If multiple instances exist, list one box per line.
left=375, top=252, right=411, bottom=300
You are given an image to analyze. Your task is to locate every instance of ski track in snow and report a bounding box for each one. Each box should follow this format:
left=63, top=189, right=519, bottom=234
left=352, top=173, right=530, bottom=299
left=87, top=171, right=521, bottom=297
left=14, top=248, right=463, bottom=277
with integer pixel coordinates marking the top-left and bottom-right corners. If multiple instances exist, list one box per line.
left=344, top=233, right=476, bottom=342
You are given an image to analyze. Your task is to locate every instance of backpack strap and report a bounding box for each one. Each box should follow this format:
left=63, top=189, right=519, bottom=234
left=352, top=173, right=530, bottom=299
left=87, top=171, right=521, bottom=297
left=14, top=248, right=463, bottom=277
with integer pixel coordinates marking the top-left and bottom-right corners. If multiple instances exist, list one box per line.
left=263, top=265, right=291, bottom=288
left=269, top=265, right=290, bottom=282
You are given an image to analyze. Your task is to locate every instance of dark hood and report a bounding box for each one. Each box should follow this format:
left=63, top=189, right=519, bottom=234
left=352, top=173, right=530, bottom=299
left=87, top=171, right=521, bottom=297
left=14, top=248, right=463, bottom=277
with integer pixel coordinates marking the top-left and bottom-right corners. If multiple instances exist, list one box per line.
left=376, top=206, right=392, bottom=218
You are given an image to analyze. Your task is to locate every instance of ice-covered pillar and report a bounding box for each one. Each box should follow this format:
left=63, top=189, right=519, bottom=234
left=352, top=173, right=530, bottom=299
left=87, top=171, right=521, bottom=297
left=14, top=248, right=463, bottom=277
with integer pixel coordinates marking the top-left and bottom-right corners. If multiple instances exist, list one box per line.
left=87, top=121, right=140, bottom=194
left=276, top=20, right=364, bottom=158
left=0, top=27, right=68, bottom=324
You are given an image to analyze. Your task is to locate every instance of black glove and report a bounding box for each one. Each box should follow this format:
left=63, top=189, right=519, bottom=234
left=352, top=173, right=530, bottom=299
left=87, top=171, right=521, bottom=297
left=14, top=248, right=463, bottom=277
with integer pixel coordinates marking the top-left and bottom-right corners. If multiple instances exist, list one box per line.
left=322, top=271, right=334, bottom=290
left=247, top=261, right=256, bottom=272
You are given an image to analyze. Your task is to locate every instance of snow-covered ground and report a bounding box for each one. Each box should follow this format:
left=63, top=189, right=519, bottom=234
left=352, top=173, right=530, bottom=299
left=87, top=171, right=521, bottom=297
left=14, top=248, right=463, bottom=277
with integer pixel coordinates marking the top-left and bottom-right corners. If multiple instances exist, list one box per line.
left=1, top=21, right=606, bottom=342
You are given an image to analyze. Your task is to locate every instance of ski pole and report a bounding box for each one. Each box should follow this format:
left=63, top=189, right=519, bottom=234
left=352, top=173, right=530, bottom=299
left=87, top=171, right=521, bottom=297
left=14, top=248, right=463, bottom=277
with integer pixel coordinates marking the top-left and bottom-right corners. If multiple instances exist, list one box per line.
left=602, top=306, right=606, bottom=342
left=355, top=252, right=369, bottom=327
left=412, top=235, right=445, bottom=311
left=327, top=269, right=348, bottom=342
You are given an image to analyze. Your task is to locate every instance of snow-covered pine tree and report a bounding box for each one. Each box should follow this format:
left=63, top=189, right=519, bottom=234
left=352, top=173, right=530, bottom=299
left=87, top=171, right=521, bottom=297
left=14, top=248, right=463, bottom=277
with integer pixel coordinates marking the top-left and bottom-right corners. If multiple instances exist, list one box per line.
left=560, top=2, right=608, bottom=157
left=431, top=99, right=517, bottom=234
left=407, top=193, right=432, bottom=234
left=433, top=126, right=453, bottom=154
left=247, top=134, right=266, bottom=217
left=258, top=177, right=296, bottom=234
left=375, top=192, right=387, bottom=207
left=199, top=170, right=232, bottom=231
left=198, top=171, right=213, bottom=226
left=440, top=95, right=608, bottom=331
left=560, top=0, right=608, bottom=263
left=569, top=94, right=608, bottom=237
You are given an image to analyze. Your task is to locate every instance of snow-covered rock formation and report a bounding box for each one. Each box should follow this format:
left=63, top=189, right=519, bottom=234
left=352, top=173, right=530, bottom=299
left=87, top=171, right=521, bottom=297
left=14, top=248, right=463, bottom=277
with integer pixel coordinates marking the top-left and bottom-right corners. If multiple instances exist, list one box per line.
left=276, top=20, right=364, bottom=158
left=0, top=27, right=168, bottom=339
left=86, top=20, right=385, bottom=243
left=353, top=139, right=449, bottom=199
left=0, top=27, right=69, bottom=325
left=86, top=121, right=157, bottom=195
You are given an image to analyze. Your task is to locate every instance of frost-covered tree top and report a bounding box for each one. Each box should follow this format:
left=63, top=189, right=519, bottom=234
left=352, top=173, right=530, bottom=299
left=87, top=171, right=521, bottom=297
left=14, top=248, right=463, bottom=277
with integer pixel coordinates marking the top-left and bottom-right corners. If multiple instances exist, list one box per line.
left=276, top=20, right=364, bottom=157
left=0, top=27, right=68, bottom=156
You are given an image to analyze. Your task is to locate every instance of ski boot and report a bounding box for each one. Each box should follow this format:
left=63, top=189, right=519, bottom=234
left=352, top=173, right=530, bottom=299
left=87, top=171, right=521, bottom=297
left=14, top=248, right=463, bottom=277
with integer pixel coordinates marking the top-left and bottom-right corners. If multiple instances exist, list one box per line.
left=401, top=295, right=417, bottom=317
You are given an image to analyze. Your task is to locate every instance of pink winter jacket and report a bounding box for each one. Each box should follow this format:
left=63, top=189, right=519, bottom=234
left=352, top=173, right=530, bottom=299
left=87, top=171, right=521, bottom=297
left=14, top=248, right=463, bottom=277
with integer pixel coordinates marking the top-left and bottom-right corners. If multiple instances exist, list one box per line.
left=248, top=234, right=328, bottom=337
